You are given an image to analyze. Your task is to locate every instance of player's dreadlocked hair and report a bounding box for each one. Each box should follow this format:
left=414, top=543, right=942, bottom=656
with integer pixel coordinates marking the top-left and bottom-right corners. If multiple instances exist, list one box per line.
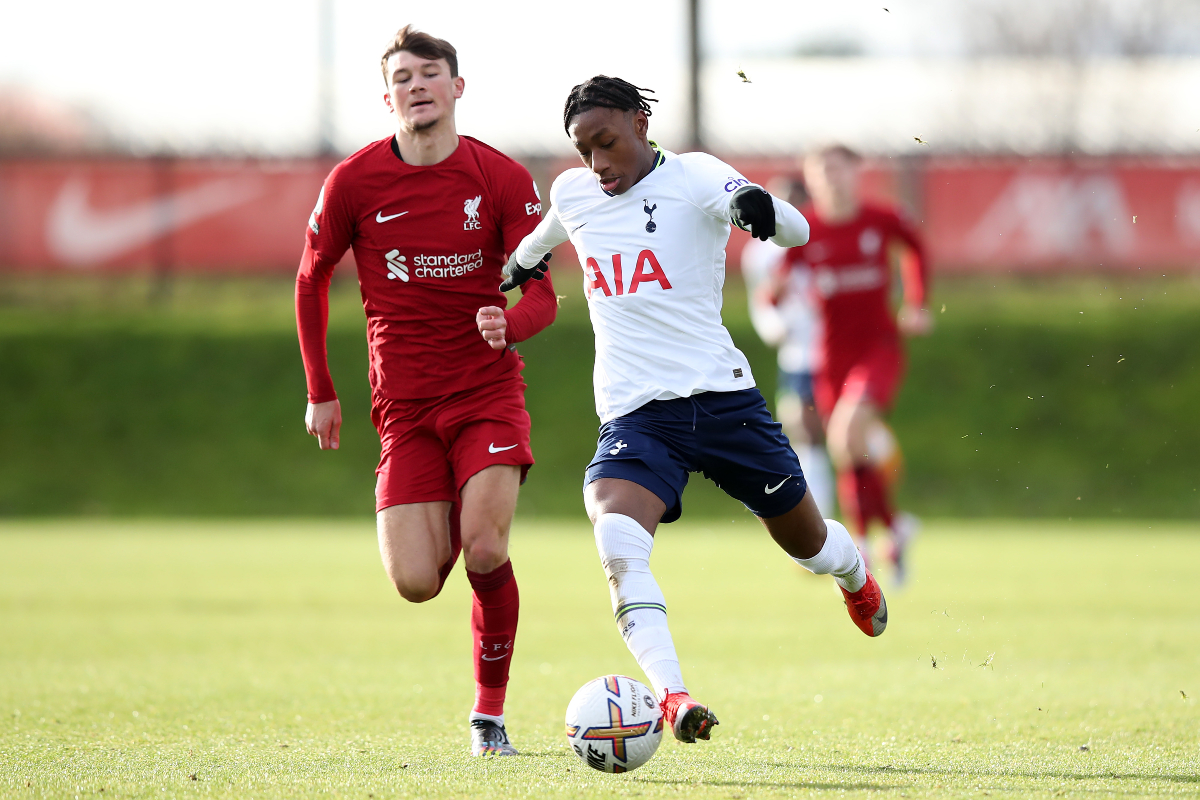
left=562, top=76, right=658, bottom=134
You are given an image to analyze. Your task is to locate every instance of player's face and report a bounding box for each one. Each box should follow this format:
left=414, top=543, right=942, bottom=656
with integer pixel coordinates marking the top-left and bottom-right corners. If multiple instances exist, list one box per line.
left=804, top=152, right=859, bottom=210
left=383, top=51, right=465, bottom=133
left=569, top=107, right=654, bottom=195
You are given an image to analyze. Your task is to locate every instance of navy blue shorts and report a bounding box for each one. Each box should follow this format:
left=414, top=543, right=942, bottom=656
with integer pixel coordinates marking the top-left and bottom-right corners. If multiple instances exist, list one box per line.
left=584, top=389, right=808, bottom=524
left=777, top=369, right=815, bottom=403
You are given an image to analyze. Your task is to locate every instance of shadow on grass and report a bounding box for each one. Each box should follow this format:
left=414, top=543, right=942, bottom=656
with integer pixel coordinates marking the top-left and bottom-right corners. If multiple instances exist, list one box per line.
left=636, top=778, right=897, bottom=792
left=815, top=762, right=1200, bottom=785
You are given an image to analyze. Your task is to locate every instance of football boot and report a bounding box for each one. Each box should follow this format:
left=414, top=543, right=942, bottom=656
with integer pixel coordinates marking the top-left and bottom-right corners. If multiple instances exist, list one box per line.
left=469, top=719, right=518, bottom=756
left=840, top=570, right=888, bottom=637
left=661, top=691, right=719, bottom=743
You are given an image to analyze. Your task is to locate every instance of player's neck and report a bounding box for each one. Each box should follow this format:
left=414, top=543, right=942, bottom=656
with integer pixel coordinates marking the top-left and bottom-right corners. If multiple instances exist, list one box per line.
left=815, top=197, right=860, bottom=225
left=394, top=120, right=460, bottom=166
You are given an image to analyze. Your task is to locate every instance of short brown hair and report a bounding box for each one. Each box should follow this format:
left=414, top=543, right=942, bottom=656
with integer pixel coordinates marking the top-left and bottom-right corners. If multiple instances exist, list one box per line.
left=380, top=25, right=458, bottom=86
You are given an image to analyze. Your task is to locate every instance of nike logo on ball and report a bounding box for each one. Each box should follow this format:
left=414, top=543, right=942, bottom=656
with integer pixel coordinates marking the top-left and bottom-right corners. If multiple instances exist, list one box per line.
left=488, top=443, right=518, bottom=453
left=764, top=477, right=791, bottom=494
left=376, top=210, right=408, bottom=222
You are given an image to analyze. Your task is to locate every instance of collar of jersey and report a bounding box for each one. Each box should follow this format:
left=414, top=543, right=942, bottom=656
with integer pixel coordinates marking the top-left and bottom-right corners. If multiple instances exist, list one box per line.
left=600, top=141, right=667, bottom=197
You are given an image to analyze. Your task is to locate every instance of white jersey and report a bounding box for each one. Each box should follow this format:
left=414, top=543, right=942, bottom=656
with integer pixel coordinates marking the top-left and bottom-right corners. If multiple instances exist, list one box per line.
left=514, top=148, right=809, bottom=423
left=741, top=237, right=822, bottom=374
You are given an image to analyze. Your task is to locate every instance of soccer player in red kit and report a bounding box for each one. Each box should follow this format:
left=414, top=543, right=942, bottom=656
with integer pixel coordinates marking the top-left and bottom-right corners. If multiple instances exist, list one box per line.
left=765, top=144, right=931, bottom=582
left=295, top=26, right=557, bottom=756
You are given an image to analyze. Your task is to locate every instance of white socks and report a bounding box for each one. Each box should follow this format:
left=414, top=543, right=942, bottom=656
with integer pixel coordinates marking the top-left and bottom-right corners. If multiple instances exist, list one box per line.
left=593, top=513, right=686, bottom=699
left=793, top=518, right=867, bottom=593
left=796, top=444, right=834, bottom=515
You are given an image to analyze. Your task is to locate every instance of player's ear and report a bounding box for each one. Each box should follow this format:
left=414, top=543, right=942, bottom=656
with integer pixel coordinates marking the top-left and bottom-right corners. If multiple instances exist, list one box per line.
left=453, top=76, right=465, bottom=99
left=384, top=91, right=395, bottom=113
left=632, top=110, right=648, bottom=141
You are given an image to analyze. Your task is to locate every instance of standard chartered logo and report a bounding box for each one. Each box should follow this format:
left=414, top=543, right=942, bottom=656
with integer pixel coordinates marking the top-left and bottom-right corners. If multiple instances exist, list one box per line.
left=384, top=249, right=409, bottom=282
left=385, top=249, right=485, bottom=282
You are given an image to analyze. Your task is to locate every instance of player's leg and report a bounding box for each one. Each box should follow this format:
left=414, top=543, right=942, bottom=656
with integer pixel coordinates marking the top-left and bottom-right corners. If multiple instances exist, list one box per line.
left=825, top=344, right=905, bottom=573
left=692, top=389, right=885, bottom=637
left=377, top=501, right=456, bottom=602
left=583, top=409, right=719, bottom=744
left=442, top=375, right=535, bottom=756
left=457, top=464, right=522, bottom=755
left=778, top=370, right=835, bottom=514
left=759, top=491, right=887, bottom=637
left=372, top=399, right=461, bottom=602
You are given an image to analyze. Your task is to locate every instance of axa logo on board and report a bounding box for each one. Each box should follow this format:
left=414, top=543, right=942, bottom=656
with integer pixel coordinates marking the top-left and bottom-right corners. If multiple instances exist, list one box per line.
left=385, top=249, right=484, bottom=281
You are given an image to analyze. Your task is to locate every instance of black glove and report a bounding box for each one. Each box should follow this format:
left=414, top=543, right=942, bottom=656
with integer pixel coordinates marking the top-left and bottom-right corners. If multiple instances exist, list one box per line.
left=729, top=185, right=776, bottom=241
left=500, top=252, right=552, bottom=292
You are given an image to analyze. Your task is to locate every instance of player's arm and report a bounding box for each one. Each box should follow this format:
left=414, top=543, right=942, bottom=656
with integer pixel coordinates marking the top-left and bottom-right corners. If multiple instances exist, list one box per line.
left=478, top=268, right=558, bottom=351
left=743, top=245, right=789, bottom=346
left=890, top=213, right=933, bottom=336
left=296, top=174, right=353, bottom=449
left=500, top=208, right=569, bottom=291
left=682, top=153, right=809, bottom=246
left=479, top=170, right=564, bottom=349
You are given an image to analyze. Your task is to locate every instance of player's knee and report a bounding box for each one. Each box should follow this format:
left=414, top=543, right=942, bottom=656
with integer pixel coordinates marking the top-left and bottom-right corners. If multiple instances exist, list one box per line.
left=462, top=531, right=508, bottom=574
left=393, top=573, right=440, bottom=604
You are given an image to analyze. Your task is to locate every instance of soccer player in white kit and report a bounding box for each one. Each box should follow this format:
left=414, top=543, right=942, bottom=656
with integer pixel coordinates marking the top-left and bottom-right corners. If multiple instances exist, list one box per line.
left=481, top=77, right=887, bottom=745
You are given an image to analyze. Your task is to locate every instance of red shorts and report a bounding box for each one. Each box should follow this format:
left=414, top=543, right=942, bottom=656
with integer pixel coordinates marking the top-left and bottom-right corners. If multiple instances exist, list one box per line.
left=371, top=374, right=534, bottom=512
left=815, top=340, right=905, bottom=420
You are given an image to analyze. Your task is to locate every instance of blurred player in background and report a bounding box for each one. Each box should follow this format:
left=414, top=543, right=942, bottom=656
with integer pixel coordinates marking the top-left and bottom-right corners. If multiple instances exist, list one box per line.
left=296, top=25, right=557, bottom=756
left=492, top=77, right=889, bottom=747
left=740, top=176, right=834, bottom=514
left=764, top=144, right=930, bottom=583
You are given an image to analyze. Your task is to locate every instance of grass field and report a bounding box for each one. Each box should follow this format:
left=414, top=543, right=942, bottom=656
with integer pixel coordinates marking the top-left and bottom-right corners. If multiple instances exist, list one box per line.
left=3, top=519, right=1198, bottom=799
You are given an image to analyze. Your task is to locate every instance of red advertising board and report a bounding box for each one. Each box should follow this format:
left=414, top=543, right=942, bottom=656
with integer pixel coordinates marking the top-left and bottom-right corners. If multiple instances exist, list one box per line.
left=1, top=155, right=1198, bottom=274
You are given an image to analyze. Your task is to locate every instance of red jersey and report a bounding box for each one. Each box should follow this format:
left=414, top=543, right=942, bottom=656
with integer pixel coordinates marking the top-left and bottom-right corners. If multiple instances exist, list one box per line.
left=296, top=135, right=556, bottom=402
left=781, top=202, right=928, bottom=377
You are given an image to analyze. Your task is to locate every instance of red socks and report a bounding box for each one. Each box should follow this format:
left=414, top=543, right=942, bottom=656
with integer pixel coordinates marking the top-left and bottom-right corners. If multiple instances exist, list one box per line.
left=838, top=464, right=895, bottom=537
left=466, top=559, right=519, bottom=717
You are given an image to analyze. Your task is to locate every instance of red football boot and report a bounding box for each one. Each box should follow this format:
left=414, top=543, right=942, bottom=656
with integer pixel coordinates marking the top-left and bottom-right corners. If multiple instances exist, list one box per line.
left=840, top=571, right=888, bottom=637
left=661, top=691, right=719, bottom=743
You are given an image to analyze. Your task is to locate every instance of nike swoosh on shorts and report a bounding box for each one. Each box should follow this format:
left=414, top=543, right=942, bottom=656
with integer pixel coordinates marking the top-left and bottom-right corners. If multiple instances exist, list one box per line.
left=376, top=210, right=408, bottom=222
left=489, top=443, right=519, bottom=453
left=764, top=477, right=791, bottom=494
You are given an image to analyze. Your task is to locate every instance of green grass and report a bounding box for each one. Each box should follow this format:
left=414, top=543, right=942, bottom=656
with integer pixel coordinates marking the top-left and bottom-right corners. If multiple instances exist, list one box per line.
left=1, top=273, right=1199, bottom=518
left=2, top=518, right=1198, bottom=798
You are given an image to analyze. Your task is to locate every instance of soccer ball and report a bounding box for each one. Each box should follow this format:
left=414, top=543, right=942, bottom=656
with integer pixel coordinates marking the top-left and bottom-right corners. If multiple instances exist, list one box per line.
left=565, top=675, right=663, bottom=773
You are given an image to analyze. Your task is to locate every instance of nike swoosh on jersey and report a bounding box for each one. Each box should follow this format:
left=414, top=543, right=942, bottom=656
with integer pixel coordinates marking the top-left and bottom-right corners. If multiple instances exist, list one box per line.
left=488, top=443, right=519, bottom=453
left=569, top=221, right=588, bottom=233
left=764, top=477, right=792, bottom=494
left=376, top=210, right=408, bottom=222
left=46, top=177, right=262, bottom=265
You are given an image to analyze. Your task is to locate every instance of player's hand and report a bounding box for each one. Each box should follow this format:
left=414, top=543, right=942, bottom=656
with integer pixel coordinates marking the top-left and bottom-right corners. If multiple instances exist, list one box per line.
left=730, top=185, right=776, bottom=241
left=500, top=251, right=551, bottom=292
left=305, top=399, right=342, bottom=450
left=897, top=305, right=934, bottom=336
left=477, top=306, right=509, bottom=350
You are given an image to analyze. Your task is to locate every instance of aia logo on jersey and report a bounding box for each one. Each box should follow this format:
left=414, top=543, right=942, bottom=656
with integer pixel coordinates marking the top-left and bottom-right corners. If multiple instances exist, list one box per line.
left=584, top=250, right=673, bottom=299
left=463, top=195, right=482, bottom=230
